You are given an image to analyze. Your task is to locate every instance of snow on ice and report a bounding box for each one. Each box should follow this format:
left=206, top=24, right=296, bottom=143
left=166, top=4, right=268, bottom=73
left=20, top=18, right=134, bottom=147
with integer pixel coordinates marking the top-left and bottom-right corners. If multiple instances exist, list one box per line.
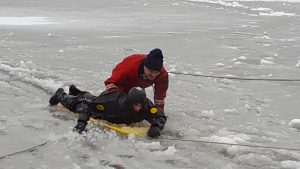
left=288, top=119, right=300, bottom=130
left=0, top=17, right=58, bottom=25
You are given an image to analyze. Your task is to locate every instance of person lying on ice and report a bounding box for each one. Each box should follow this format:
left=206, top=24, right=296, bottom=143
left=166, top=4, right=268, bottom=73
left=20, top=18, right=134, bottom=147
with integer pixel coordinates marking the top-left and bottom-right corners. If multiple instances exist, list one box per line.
left=49, top=85, right=167, bottom=138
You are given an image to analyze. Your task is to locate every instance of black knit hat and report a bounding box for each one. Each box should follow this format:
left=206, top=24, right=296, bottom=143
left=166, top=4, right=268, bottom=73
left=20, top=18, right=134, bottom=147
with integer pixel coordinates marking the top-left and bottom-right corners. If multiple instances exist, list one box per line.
left=144, top=48, right=163, bottom=71
left=128, top=87, right=146, bottom=105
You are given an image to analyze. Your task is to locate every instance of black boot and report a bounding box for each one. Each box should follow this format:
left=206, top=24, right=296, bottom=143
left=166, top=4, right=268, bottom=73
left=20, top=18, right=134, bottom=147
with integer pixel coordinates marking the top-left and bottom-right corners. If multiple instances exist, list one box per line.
left=49, top=88, right=65, bottom=106
left=69, top=84, right=81, bottom=96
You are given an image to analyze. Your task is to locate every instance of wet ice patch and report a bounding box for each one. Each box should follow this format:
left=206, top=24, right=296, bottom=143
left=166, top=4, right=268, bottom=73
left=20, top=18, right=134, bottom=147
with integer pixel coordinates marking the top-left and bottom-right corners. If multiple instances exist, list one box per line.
left=23, top=120, right=45, bottom=130
left=288, top=119, right=300, bottom=130
left=45, top=131, right=80, bottom=142
left=22, top=102, right=44, bottom=109
left=0, top=17, right=58, bottom=25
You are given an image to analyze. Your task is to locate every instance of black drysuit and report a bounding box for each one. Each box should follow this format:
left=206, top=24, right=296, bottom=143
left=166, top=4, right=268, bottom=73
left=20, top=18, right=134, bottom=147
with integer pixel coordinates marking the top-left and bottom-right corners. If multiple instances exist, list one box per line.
left=57, top=90, right=167, bottom=130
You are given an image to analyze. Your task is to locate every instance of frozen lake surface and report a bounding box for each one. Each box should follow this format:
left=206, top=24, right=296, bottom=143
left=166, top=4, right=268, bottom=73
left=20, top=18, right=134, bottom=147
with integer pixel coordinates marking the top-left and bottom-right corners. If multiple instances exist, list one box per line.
left=0, top=0, right=300, bottom=168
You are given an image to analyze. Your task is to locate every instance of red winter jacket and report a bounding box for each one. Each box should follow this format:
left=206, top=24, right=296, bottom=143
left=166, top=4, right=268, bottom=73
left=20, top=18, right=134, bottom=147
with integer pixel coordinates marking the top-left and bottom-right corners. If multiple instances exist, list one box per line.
left=104, top=54, right=169, bottom=110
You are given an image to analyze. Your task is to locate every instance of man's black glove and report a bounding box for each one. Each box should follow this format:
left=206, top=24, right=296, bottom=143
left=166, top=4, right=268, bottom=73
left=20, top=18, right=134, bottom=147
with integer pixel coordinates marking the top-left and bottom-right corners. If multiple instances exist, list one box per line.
left=73, top=120, right=87, bottom=134
left=147, top=125, right=160, bottom=138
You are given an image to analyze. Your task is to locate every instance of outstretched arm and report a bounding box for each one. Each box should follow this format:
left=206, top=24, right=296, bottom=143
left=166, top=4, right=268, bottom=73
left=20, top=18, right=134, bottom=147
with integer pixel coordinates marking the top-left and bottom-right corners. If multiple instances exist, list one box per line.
left=73, top=101, right=92, bottom=134
left=144, top=99, right=167, bottom=138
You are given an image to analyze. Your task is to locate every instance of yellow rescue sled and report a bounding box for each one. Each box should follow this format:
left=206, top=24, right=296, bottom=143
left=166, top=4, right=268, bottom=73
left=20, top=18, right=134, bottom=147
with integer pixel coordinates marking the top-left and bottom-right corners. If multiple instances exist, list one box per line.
left=57, top=104, right=150, bottom=136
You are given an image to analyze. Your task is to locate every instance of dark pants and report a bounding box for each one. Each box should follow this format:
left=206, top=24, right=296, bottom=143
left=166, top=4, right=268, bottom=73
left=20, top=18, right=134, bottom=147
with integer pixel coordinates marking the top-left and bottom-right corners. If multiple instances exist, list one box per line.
left=58, top=91, right=97, bottom=121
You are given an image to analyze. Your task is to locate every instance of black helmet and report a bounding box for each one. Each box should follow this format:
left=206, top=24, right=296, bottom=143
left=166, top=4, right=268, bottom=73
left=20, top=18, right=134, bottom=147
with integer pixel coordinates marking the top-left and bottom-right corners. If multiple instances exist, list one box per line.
left=128, top=87, right=146, bottom=104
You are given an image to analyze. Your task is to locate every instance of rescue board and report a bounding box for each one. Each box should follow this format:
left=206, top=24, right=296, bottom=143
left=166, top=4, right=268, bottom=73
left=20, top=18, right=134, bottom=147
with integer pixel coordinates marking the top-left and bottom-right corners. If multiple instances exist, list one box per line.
left=57, top=104, right=150, bottom=136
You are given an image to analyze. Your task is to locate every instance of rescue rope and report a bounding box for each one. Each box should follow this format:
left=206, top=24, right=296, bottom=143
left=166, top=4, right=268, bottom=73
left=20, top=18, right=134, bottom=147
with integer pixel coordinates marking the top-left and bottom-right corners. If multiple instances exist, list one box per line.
left=160, top=137, right=300, bottom=151
left=0, top=142, right=48, bottom=160
left=169, top=71, right=300, bottom=82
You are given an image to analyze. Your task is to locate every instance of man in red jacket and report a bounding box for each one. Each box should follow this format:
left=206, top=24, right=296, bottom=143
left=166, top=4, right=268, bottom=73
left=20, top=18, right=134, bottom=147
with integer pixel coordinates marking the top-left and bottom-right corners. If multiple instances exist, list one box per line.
left=105, top=48, right=169, bottom=110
